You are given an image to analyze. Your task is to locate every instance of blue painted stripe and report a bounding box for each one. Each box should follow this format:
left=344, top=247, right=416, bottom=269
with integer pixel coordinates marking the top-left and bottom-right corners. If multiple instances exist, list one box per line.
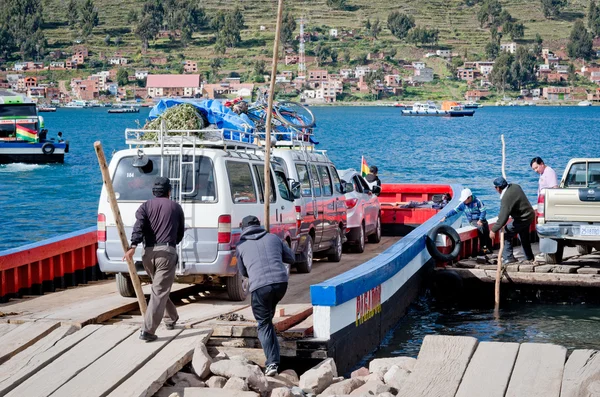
left=0, top=143, right=67, bottom=149
left=0, top=227, right=96, bottom=256
left=310, top=184, right=463, bottom=306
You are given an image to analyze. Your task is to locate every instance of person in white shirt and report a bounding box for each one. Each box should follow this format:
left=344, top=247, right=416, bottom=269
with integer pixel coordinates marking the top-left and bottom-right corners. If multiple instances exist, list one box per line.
left=530, top=157, right=558, bottom=197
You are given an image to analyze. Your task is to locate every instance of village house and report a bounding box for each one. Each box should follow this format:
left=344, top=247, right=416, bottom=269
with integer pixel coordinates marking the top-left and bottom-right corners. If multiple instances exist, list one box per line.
left=302, top=89, right=316, bottom=99
left=72, top=46, right=89, bottom=58
left=65, top=60, right=76, bottom=70
left=285, top=55, right=299, bottom=65
left=147, top=74, right=202, bottom=98
left=500, top=42, right=517, bottom=54
left=315, top=85, right=337, bottom=103
left=367, top=52, right=385, bottom=61
left=275, top=75, right=290, bottom=84
left=588, top=87, right=600, bottom=101
left=436, top=49, right=451, bottom=58
left=184, top=61, right=198, bottom=73
left=412, top=61, right=426, bottom=70
left=355, top=66, right=372, bottom=77
left=13, top=62, right=27, bottom=71
left=135, top=70, right=149, bottom=80
left=150, top=57, right=168, bottom=66
left=281, top=71, right=293, bottom=80
left=339, top=69, right=354, bottom=79
left=457, top=68, right=475, bottom=81
left=542, top=86, right=571, bottom=101
left=259, top=25, right=266, bottom=31
left=109, top=57, right=128, bottom=65
left=49, top=62, right=66, bottom=70
left=307, top=70, right=328, bottom=82
left=72, top=78, right=100, bottom=101
left=464, top=89, right=488, bottom=101
left=16, top=77, right=37, bottom=92
left=202, top=82, right=254, bottom=99
left=384, top=74, right=401, bottom=87
left=411, top=67, right=434, bottom=83
left=477, top=62, right=494, bottom=77
left=224, top=77, right=241, bottom=85
left=28, top=86, right=46, bottom=98
left=329, top=29, right=338, bottom=37
left=90, top=73, right=107, bottom=91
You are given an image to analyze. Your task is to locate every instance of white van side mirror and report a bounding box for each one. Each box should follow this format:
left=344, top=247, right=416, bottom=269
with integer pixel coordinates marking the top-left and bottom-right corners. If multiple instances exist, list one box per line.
left=342, top=180, right=354, bottom=193
left=290, top=181, right=302, bottom=199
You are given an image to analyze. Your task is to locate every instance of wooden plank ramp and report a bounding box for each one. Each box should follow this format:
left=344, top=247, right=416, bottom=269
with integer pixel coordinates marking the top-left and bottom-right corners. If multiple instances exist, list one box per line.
left=0, top=321, right=60, bottom=364
left=455, top=342, right=520, bottom=397
left=282, top=314, right=313, bottom=339
left=4, top=325, right=137, bottom=397
left=396, top=335, right=478, bottom=397
left=561, top=349, right=600, bottom=397
left=505, top=343, right=566, bottom=397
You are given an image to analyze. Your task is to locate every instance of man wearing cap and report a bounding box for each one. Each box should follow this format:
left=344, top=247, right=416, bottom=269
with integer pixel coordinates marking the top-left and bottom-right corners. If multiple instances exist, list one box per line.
left=365, top=165, right=381, bottom=195
left=489, top=177, right=535, bottom=264
left=123, top=176, right=185, bottom=342
left=235, top=215, right=295, bottom=376
left=441, top=188, right=491, bottom=255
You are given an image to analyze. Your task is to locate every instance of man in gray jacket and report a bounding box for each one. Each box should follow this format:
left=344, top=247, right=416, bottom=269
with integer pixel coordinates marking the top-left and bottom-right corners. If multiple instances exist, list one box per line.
left=235, top=215, right=294, bottom=376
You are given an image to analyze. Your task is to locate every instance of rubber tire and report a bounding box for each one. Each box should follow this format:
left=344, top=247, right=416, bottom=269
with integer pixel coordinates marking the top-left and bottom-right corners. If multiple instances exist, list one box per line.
left=226, top=269, right=249, bottom=301
left=42, top=142, right=55, bottom=155
left=116, top=273, right=135, bottom=298
left=355, top=223, right=365, bottom=253
left=328, top=228, right=343, bottom=262
left=426, top=224, right=462, bottom=262
left=368, top=216, right=382, bottom=243
left=546, top=242, right=564, bottom=264
left=296, top=235, right=313, bottom=274
left=577, top=244, right=592, bottom=256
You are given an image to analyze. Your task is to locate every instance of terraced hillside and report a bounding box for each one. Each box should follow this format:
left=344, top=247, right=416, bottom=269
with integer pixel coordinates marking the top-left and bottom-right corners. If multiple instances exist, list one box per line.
left=36, top=0, right=588, bottom=71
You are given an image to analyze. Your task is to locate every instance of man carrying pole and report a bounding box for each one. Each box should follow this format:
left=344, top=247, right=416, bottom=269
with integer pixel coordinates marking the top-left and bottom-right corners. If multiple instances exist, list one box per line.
left=123, top=176, right=185, bottom=342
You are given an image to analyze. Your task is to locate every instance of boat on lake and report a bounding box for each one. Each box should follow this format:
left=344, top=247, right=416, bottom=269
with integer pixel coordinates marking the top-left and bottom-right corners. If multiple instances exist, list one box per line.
left=578, top=100, right=593, bottom=107
left=461, top=101, right=481, bottom=109
left=107, top=107, right=139, bottom=114
left=38, top=106, right=57, bottom=112
left=402, top=101, right=475, bottom=117
left=0, top=90, right=69, bottom=164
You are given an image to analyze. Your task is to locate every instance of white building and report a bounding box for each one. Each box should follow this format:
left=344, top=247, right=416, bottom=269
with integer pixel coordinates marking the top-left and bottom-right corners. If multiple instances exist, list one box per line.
left=412, top=61, right=426, bottom=70
left=135, top=70, right=149, bottom=80
left=109, top=57, right=128, bottom=65
left=329, top=29, right=338, bottom=38
left=339, top=69, right=354, bottom=78
left=436, top=49, right=451, bottom=58
left=500, top=42, right=517, bottom=54
left=90, top=73, right=107, bottom=92
left=13, top=62, right=27, bottom=71
left=355, top=66, right=372, bottom=77
left=539, top=64, right=550, bottom=71
left=302, top=90, right=316, bottom=99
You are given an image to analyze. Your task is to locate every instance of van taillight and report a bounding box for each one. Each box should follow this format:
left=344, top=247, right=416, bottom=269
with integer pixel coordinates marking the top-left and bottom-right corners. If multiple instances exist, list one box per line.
left=295, top=205, right=302, bottom=229
left=537, top=192, right=545, bottom=217
left=97, top=213, right=106, bottom=242
left=218, top=215, right=232, bottom=243
left=346, top=198, right=358, bottom=209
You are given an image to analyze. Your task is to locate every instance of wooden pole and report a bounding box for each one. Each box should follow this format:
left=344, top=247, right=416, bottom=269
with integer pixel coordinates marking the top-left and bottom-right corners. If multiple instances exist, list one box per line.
left=494, top=135, right=507, bottom=312
left=94, top=141, right=147, bottom=315
left=263, top=0, right=285, bottom=232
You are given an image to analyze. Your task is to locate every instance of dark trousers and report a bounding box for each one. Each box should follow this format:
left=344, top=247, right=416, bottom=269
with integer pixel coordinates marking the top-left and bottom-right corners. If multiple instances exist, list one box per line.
left=251, top=282, right=288, bottom=366
left=504, top=220, right=534, bottom=261
left=470, top=220, right=492, bottom=252
left=141, top=246, right=179, bottom=334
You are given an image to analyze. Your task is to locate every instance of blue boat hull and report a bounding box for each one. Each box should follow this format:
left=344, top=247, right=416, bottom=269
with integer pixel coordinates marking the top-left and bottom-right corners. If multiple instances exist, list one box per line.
left=0, top=142, right=68, bottom=164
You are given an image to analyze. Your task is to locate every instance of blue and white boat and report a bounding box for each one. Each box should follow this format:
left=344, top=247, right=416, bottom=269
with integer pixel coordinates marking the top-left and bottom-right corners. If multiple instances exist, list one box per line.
left=0, top=90, right=69, bottom=164
left=402, top=101, right=475, bottom=117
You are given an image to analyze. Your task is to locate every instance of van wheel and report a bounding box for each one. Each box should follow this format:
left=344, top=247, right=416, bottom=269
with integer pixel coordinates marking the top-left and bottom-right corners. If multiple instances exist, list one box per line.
left=355, top=223, right=365, bottom=253
left=368, top=216, right=382, bottom=243
left=546, top=242, right=564, bottom=264
left=116, top=273, right=135, bottom=297
left=328, top=228, right=343, bottom=262
left=577, top=244, right=592, bottom=255
left=226, top=270, right=249, bottom=301
left=296, top=235, right=313, bottom=273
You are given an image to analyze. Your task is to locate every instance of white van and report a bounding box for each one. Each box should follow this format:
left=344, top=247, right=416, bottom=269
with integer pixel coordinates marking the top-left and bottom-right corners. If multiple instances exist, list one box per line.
left=270, top=146, right=347, bottom=274
left=97, top=128, right=300, bottom=301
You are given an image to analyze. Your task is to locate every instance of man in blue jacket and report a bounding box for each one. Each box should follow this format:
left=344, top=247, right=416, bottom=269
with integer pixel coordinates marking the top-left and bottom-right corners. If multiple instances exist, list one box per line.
left=235, top=215, right=295, bottom=376
left=441, top=188, right=492, bottom=255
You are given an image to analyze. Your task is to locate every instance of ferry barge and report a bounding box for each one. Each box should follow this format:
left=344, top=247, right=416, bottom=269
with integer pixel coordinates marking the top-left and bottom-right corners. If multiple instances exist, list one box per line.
left=0, top=90, right=69, bottom=164
left=402, top=101, right=475, bottom=117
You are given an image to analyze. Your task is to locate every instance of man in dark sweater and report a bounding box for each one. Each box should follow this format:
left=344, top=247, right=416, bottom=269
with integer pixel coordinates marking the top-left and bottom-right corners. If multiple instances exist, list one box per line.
left=235, top=215, right=294, bottom=376
left=124, top=176, right=185, bottom=341
left=489, top=177, right=535, bottom=264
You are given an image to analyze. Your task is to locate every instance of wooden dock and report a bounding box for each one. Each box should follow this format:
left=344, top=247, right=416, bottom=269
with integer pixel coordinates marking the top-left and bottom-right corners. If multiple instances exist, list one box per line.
left=396, top=334, right=600, bottom=397
left=0, top=237, right=399, bottom=395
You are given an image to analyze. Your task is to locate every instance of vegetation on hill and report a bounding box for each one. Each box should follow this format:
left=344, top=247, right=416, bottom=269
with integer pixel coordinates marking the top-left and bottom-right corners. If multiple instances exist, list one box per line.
left=1, top=0, right=599, bottom=102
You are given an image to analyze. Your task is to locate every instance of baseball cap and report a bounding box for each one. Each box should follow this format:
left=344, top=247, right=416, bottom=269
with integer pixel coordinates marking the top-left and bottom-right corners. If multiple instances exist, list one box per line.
left=493, top=177, right=508, bottom=189
left=242, top=215, right=260, bottom=229
left=152, top=176, right=171, bottom=196
left=459, top=188, right=472, bottom=202
left=370, top=165, right=378, bottom=173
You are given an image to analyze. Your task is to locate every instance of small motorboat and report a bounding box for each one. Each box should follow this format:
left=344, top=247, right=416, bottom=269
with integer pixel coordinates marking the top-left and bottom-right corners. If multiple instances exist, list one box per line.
left=108, top=107, right=139, bottom=114
left=578, top=100, right=592, bottom=107
left=402, top=101, right=475, bottom=117
left=38, top=106, right=57, bottom=112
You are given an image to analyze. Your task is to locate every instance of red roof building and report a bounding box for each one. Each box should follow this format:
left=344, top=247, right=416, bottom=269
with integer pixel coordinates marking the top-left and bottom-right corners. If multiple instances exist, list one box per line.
left=146, top=74, right=202, bottom=98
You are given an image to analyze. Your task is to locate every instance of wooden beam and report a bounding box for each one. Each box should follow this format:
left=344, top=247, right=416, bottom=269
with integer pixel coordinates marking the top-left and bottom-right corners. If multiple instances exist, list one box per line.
left=561, top=349, right=600, bottom=397
left=505, top=343, right=566, bottom=397
left=282, top=314, right=313, bottom=339
left=0, top=321, right=60, bottom=364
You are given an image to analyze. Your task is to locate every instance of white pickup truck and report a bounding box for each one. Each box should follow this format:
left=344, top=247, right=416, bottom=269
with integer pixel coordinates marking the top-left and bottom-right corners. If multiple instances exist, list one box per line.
left=536, top=158, right=600, bottom=263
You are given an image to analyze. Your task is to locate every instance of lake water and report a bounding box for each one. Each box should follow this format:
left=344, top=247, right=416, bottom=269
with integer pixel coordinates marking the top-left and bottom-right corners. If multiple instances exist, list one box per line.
left=1, top=104, right=600, bottom=359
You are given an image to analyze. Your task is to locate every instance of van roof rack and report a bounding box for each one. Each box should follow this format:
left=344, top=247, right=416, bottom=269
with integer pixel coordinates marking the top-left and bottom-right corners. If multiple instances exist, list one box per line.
left=125, top=127, right=261, bottom=150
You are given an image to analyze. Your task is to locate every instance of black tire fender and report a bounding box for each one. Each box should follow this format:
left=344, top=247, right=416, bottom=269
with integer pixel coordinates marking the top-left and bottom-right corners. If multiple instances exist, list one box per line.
left=426, top=224, right=461, bottom=262
left=64, top=140, right=70, bottom=153
left=42, top=142, right=55, bottom=155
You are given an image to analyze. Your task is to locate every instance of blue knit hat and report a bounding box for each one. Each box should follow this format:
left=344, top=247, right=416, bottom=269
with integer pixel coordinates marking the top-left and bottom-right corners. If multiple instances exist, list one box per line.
left=493, top=177, right=508, bottom=189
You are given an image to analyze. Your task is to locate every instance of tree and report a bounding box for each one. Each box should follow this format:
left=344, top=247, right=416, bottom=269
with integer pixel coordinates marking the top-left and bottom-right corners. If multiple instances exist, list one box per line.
left=326, top=0, right=347, bottom=10
left=126, top=10, right=138, bottom=24
left=252, top=59, right=266, bottom=77
left=477, top=0, right=502, bottom=27
left=407, top=26, right=439, bottom=47
left=212, top=9, right=244, bottom=49
left=568, top=63, right=577, bottom=82
left=209, top=57, right=223, bottom=80
left=540, top=0, right=567, bottom=19
left=0, top=0, right=47, bottom=60
left=135, top=0, right=163, bottom=51
left=67, top=0, right=79, bottom=29
left=533, top=33, right=543, bottom=57
left=568, top=20, right=594, bottom=60
left=314, top=43, right=330, bottom=66
left=490, top=51, right=514, bottom=93
left=280, top=11, right=296, bottom=48
left=370, top=18, right=381, bottom=39
left=330, top=48, right=338, bottom=64
left=78, top=0, right=99, bottom=37
left=357, top=52, right=368, bottom=64
left=116, top=68, right=129, bottom=86
left=507, top=21, right=524, bottom=40
left=343, top=49, right=350, bottom=63
left=511, top=46, right=537, bottom=89
left=387, top=11, right=415, bottom=40
left=589, top=0, right=600, bottom=36
left=104, top=34, right=111, bottom=45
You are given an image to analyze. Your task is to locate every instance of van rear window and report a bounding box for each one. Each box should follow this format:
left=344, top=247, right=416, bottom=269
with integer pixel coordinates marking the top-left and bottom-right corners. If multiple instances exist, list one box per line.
left=112, top=155, right=216, bottom=202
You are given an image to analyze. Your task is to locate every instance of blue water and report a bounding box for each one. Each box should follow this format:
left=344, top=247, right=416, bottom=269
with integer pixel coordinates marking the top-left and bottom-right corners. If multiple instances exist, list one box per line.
left=1, top=106, right=599, bottom=251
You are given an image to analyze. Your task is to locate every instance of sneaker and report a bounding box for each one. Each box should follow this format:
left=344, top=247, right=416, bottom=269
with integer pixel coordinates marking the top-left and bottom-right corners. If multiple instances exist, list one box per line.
left=165, top=316, right=179, bottom=330
left=534, top=253, right=546, bottom=263
left=139, top=331, right=158, bottom=342
left=264, top=363, right=278, bottom=377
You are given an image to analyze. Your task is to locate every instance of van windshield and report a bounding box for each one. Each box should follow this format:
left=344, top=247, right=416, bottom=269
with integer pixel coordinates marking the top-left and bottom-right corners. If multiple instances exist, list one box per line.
left=112, top=155, right=216, bottom=202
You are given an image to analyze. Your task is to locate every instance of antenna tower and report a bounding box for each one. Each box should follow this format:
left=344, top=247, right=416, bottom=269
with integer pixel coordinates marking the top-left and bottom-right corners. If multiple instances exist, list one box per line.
left=297, top=17, right=306, bottom=78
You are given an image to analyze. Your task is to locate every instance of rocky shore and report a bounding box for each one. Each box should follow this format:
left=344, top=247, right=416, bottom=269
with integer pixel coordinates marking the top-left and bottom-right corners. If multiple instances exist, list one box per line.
left=156, top=339, right=415, bottom=397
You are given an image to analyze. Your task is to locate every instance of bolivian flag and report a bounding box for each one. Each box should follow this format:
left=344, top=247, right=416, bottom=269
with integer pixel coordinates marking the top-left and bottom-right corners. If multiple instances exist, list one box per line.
left=16, top=125, right=38, bottom=143
left=361, top=156, right=369, bottom=177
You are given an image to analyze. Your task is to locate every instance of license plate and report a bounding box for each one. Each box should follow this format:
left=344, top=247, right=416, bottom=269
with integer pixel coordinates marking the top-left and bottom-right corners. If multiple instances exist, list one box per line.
left=580, top=226, right=600, bottom=236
